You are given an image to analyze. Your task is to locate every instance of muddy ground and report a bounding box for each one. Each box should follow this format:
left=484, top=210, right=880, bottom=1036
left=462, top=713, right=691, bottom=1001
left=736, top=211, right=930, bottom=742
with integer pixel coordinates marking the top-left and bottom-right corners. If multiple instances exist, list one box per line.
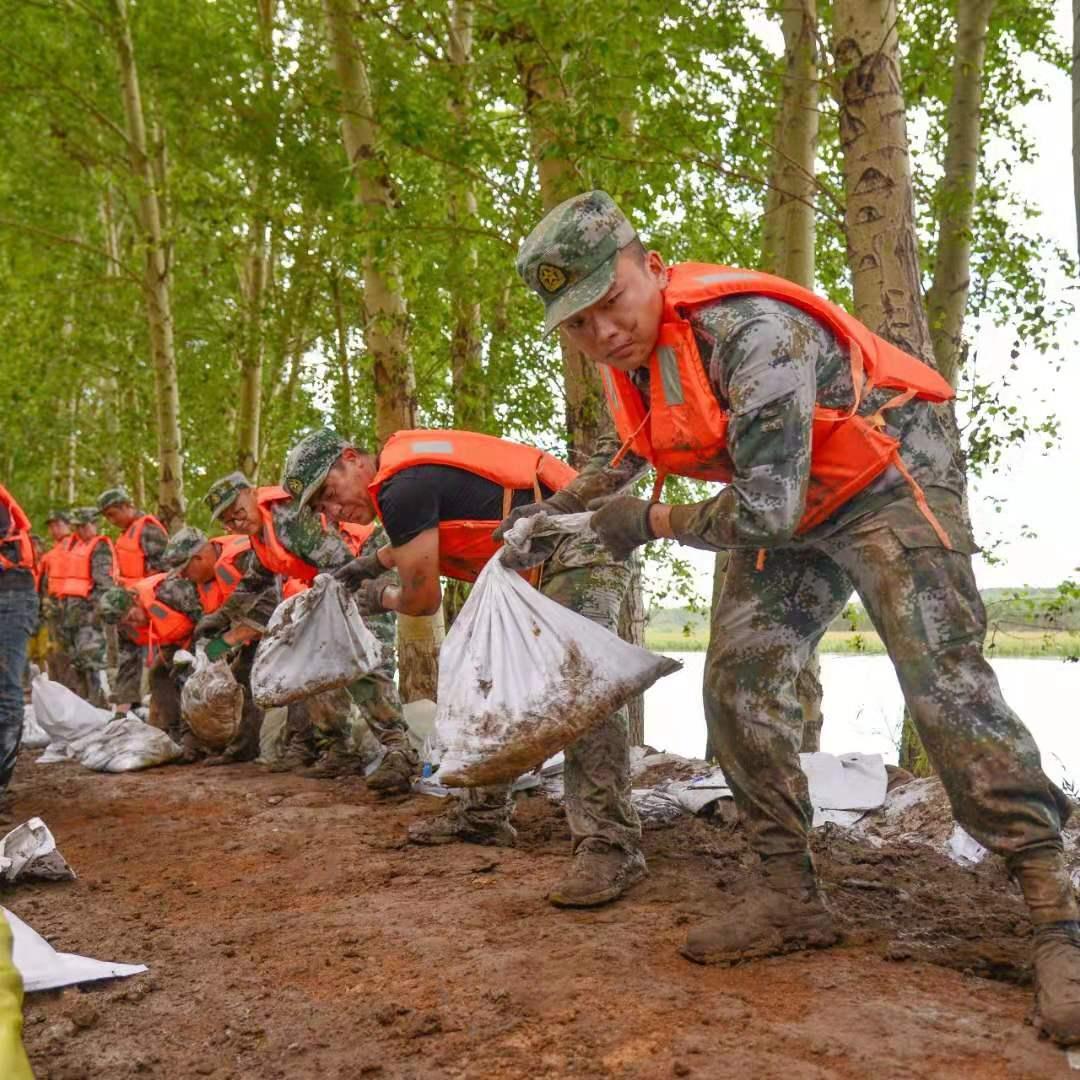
left=4, top=752, right=1078, bottom=1079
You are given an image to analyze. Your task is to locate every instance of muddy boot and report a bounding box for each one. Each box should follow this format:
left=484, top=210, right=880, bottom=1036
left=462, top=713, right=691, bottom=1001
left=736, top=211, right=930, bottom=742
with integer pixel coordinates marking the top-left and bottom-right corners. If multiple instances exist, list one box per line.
left=407, top=806, right=517, bottom=847
left=1011, top=850, right=1080, bottom=1044
left=548, top=841, right=647, bottom=909
left=366, top=746, right=419, bottom=795
left=299, top=745, right=362, bottom=779
left=268, top=734, right=317, bottom=774
left=682, top=853, right=837, bottom=965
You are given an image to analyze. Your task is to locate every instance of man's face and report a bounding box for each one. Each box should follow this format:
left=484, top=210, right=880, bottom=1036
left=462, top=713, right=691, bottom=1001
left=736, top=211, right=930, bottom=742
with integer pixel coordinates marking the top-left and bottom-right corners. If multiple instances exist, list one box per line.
left=47, top=520, right=70, bottom=542
left=559, top=249, right=666, bottom=371
left=311, top=451, right=377, bottom=525
left=182, top=543, right=217, bottom=585
left=75, top=522, right=97, bottom=542
left=103, top=503, right=136, bottom=529
left=219, top=488, right=260, bottom=536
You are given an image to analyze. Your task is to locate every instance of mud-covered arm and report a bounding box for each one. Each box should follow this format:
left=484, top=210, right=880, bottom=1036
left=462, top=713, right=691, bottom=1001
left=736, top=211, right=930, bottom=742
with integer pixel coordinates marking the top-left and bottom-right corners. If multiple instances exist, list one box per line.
left=139, top=518, right=169, bottom=573
left=666, top=313, right=818, bottom=551
left=562, top=428, right=651, bottom=506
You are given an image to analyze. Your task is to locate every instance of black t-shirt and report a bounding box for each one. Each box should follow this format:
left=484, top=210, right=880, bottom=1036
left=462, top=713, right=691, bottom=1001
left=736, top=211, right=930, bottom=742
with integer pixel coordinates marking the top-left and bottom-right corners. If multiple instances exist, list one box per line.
left=376, top=465, right=555, bottom=547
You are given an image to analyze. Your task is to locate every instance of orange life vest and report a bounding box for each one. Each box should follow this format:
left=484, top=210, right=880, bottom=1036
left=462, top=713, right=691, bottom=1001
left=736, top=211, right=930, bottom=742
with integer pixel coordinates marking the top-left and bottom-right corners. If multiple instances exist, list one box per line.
left=133, top=573, right=195, bottom=664
left=368, top=430, right=578, bottom=583
left=248, top=486, right=319, bottom=582
left=47, top=535, right=116, bottom=599
left=280, top=521, right=375, bottom=600
left=195, top=535, right=252, bottom=614
left=600, top=263, right=956, bottom=543
left=115, top=512, right=167, bottom=586
left=0, top=484, right=34, bottom=575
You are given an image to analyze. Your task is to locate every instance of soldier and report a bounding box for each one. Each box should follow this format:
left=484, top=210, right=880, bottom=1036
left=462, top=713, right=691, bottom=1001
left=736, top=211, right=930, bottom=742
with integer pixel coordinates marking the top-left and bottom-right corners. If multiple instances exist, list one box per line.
left=510, top=190, right=1080, bottom=1043
left=203, top=473, right=416, bottom=790
left=98, top=571, right=202, bottom=741
left=36, top=511, right=80, bottom=691
left=0, top=485, right=38, bottom=817
left=281, top=427, right=646, bottom=909
left=97, top=487, right=168, bottom=713
left=51, top=508, right=115, bottom=707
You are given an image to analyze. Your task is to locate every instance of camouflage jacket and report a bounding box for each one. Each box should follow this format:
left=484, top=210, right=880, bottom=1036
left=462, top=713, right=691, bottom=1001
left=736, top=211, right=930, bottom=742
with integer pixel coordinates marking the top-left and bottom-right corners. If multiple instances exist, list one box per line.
left=137, top=514, right=169, bottom=573
left=567, top=295, right=970, bottom=551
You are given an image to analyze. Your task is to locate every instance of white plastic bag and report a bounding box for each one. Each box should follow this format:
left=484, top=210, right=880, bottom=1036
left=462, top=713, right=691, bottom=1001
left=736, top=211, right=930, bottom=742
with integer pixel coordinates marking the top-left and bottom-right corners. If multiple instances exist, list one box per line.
left=432, top=556, right=681, bottom=787
left=181, top=643, right=244, bottom=750
left=251, top=574, right=381, bottom=707
left=31, top=674, right=112, bottom=760
left=21, top=704, right=50, bottom=750
left=65, top=715, right=182, bottom=772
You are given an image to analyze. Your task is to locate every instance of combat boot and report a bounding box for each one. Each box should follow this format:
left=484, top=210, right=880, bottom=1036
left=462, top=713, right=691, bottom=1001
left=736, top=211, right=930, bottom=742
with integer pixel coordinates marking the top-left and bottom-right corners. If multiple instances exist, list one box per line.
left=1010, top=850, right=1080, bottom=1044
left=299, top=745, right=362, bottom=779
left=407, top=808, right=517, bottom=847
left=548, top=840, right=647, bottom=908
left=682, top=853, right=837, bottom=965
left=366, top=746, right=419, bottom=795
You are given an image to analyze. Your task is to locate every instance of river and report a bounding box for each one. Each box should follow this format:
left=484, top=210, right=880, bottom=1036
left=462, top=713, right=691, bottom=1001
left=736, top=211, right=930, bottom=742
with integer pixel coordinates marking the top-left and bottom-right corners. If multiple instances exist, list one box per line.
left=644, top=653, right=1080, bottom=788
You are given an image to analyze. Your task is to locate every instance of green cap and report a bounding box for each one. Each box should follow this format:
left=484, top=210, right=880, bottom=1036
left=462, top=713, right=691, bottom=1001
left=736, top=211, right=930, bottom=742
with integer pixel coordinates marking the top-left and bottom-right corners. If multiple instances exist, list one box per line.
left=205, top=472, right=253, bottom=522
left=71, top=506, right=99, bottom=525
left=98, top=586, right=136, bottom=624
left=517, top=190, right=638, bottom=334
left=281, top=429, right=349, bottom=510
left=162, top=526, right=210, bottom=570
left=45, top=509, right=71, bottom=524
left=97, top=487, right=132, bottom=512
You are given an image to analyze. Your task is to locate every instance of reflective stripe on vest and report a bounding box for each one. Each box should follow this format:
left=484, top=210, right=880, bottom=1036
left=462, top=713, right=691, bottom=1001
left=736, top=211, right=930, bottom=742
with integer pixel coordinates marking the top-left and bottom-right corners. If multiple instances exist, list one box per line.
left=115, top=513, right=166, bottom=586
left=368, top=429, right=578, bottom=583
left=602, top=263, right=956, bottom=539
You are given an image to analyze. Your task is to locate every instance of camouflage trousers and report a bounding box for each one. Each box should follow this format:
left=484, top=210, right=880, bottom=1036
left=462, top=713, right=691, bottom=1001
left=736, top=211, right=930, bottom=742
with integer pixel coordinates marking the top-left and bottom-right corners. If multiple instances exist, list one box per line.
left=456, top=531, right=642, bottom=855
left=58, top=598, right=109, bottom=708
left=112, top=634, right=146, bottom=708
left=344, top=610, right=411, bottom=753
left=706, top=493, right=1066, bottom=863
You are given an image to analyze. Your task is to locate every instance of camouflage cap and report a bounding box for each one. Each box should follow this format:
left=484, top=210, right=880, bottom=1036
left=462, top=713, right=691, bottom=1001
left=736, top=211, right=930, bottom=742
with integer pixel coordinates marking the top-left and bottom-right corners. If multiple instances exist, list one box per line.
left=98, top=586, right=136, bottom=624
left=517, top=190, right=638, bottom=334
left=281, top=429, right=349, bottom=510
left=97, top=487, right=132, bottom=512
left=162, top=526, right=210, bottom=570
left=45, top=509, right=71, bottom=524
left=71, top=506, right=100, bottom=525
left=205, top=471, right=253, bottom=522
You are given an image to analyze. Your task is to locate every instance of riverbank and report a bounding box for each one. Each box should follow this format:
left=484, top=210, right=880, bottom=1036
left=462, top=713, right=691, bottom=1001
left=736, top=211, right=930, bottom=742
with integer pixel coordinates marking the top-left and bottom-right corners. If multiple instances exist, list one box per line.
left=645, top=626, right=1080, bottom=657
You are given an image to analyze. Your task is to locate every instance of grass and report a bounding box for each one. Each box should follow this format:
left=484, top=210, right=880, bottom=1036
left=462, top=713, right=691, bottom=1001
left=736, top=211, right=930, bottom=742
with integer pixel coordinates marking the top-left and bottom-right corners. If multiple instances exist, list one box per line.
left=644, top=626, right=1080, bottom=659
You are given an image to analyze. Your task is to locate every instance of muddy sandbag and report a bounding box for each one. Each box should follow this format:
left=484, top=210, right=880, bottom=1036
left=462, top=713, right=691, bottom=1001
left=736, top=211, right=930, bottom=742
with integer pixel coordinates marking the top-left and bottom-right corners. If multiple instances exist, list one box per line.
left=65, top=715, right=181, bottom=772
left=432, top=556, right=681, bottom=787
left=181, top=644, right=244, bottom=751
left=250, top=574, right=381, bottom=708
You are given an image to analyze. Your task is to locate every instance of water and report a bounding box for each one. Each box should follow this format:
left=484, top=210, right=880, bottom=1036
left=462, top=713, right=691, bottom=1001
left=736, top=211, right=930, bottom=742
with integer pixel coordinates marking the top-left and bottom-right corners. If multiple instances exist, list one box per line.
left=644, top=653, right=1080, bottom=787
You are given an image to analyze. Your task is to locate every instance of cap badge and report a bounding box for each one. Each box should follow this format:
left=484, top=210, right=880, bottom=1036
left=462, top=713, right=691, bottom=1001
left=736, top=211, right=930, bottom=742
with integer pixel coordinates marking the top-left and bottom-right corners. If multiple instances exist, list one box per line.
left=537, top=263, right=567, bottom=294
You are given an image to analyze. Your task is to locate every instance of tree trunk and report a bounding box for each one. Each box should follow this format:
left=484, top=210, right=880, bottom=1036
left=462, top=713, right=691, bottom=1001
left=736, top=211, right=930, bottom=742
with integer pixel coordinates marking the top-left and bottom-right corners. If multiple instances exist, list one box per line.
left=1072, top=0, right=1080, bottom=263
left=323, top=0, right=437, bottom=701
left=925, top=0, right=995, bottom=386
left=330, top=269, right=353, bottom=431
left=833, top=0, right=933, bottom=775
left=109, top=0, right=185, bottom=528
left=447, top=0, right=486, bottom=431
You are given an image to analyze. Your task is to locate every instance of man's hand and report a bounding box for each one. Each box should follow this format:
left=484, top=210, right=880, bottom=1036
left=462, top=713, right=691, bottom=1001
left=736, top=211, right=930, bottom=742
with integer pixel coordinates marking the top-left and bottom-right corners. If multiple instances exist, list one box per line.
left=493, top=489, right=585, bottom=541
left=331, top=549, right=385, bottom=592
left=355, top=572, right=396, bottom=617
left=587, top=496, right=656, bottom=562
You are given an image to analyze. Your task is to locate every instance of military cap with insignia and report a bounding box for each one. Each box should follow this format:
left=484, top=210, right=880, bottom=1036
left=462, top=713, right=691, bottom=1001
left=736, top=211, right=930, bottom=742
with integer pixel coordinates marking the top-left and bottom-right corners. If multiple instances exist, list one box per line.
left=204, top=472, right=253, bottom=522
left=281, top=428, right=350, bottom=511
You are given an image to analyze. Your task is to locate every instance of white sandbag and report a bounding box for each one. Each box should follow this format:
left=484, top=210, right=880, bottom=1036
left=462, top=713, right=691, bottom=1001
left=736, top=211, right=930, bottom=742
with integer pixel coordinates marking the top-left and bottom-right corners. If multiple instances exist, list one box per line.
left=31, top=674, right=112, bottom=761
left=432, top=556, right=681, bottom=787
left=181, top=643, right=244, bottom=750
left=21, top=705, right=49, bottom=750
left=251, top=574, right=381, bottom=707
left=0, top=819, right=77, bottom=882
left=66, top=714, right=182, bottom=772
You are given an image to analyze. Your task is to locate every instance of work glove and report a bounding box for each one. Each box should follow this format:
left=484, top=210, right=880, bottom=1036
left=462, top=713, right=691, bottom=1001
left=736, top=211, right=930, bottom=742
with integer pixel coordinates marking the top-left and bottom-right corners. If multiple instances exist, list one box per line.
left=355, top=572, right=396, bottom=617
left=331, top=549, right=386, bottom=592
left=492, top=489, right=585, bottom=542
left=587, top=495, right=655, bottom=562
left=204, top=636, right=234, bottom=662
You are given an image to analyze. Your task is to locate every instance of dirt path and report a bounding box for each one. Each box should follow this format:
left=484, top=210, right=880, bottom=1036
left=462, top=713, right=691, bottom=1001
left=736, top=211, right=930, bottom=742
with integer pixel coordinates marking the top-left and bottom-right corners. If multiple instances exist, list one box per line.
left=5, top=753, right=1075, bottom=1079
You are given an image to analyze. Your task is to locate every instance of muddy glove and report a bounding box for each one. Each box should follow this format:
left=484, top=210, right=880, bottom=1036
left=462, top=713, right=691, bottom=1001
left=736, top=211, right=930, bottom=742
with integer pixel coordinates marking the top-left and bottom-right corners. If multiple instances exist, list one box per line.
left=204, top=636, right=234, bottom=662
left=587, top=495, right=655, bottom=562
left=355, top=572, right=396, bottom=617
left=331, top=549, right=385, bottom=592
left=492, top=489, right=585, bottom=541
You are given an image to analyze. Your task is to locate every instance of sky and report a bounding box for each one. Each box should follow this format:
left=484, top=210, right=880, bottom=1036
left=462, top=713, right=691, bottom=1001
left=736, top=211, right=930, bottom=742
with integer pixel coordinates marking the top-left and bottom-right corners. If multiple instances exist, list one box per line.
left=673, top=1, right=1080, bottom=601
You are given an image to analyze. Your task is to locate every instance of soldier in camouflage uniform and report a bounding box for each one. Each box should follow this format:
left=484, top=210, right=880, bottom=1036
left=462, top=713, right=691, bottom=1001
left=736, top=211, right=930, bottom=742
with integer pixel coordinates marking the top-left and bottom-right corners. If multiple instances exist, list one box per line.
left=282, top=428, right=646, bottom=909
left=55, top=509, right=116, bottom=707
left=37, top=510, right=80, bottom=692
left=97, top=487, right=169, bottom=712
left=510, top=190, right=1080, bottom=1044
left=203, top=473, right=416, bottom=789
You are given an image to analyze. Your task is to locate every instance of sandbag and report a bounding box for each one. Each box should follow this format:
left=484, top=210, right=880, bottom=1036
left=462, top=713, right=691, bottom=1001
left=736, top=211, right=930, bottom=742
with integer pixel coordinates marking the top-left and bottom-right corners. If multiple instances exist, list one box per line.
left=432, top=545, right=681, bottom=788
left=180, top=644, right=244, bottom=751
left=30, top=675, right=112, bottom=761
left=20, top=706, right=49, bottom=750
left=250, top=574, right=381, bottom=708
left=65, top=715, right=181, bottom=772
